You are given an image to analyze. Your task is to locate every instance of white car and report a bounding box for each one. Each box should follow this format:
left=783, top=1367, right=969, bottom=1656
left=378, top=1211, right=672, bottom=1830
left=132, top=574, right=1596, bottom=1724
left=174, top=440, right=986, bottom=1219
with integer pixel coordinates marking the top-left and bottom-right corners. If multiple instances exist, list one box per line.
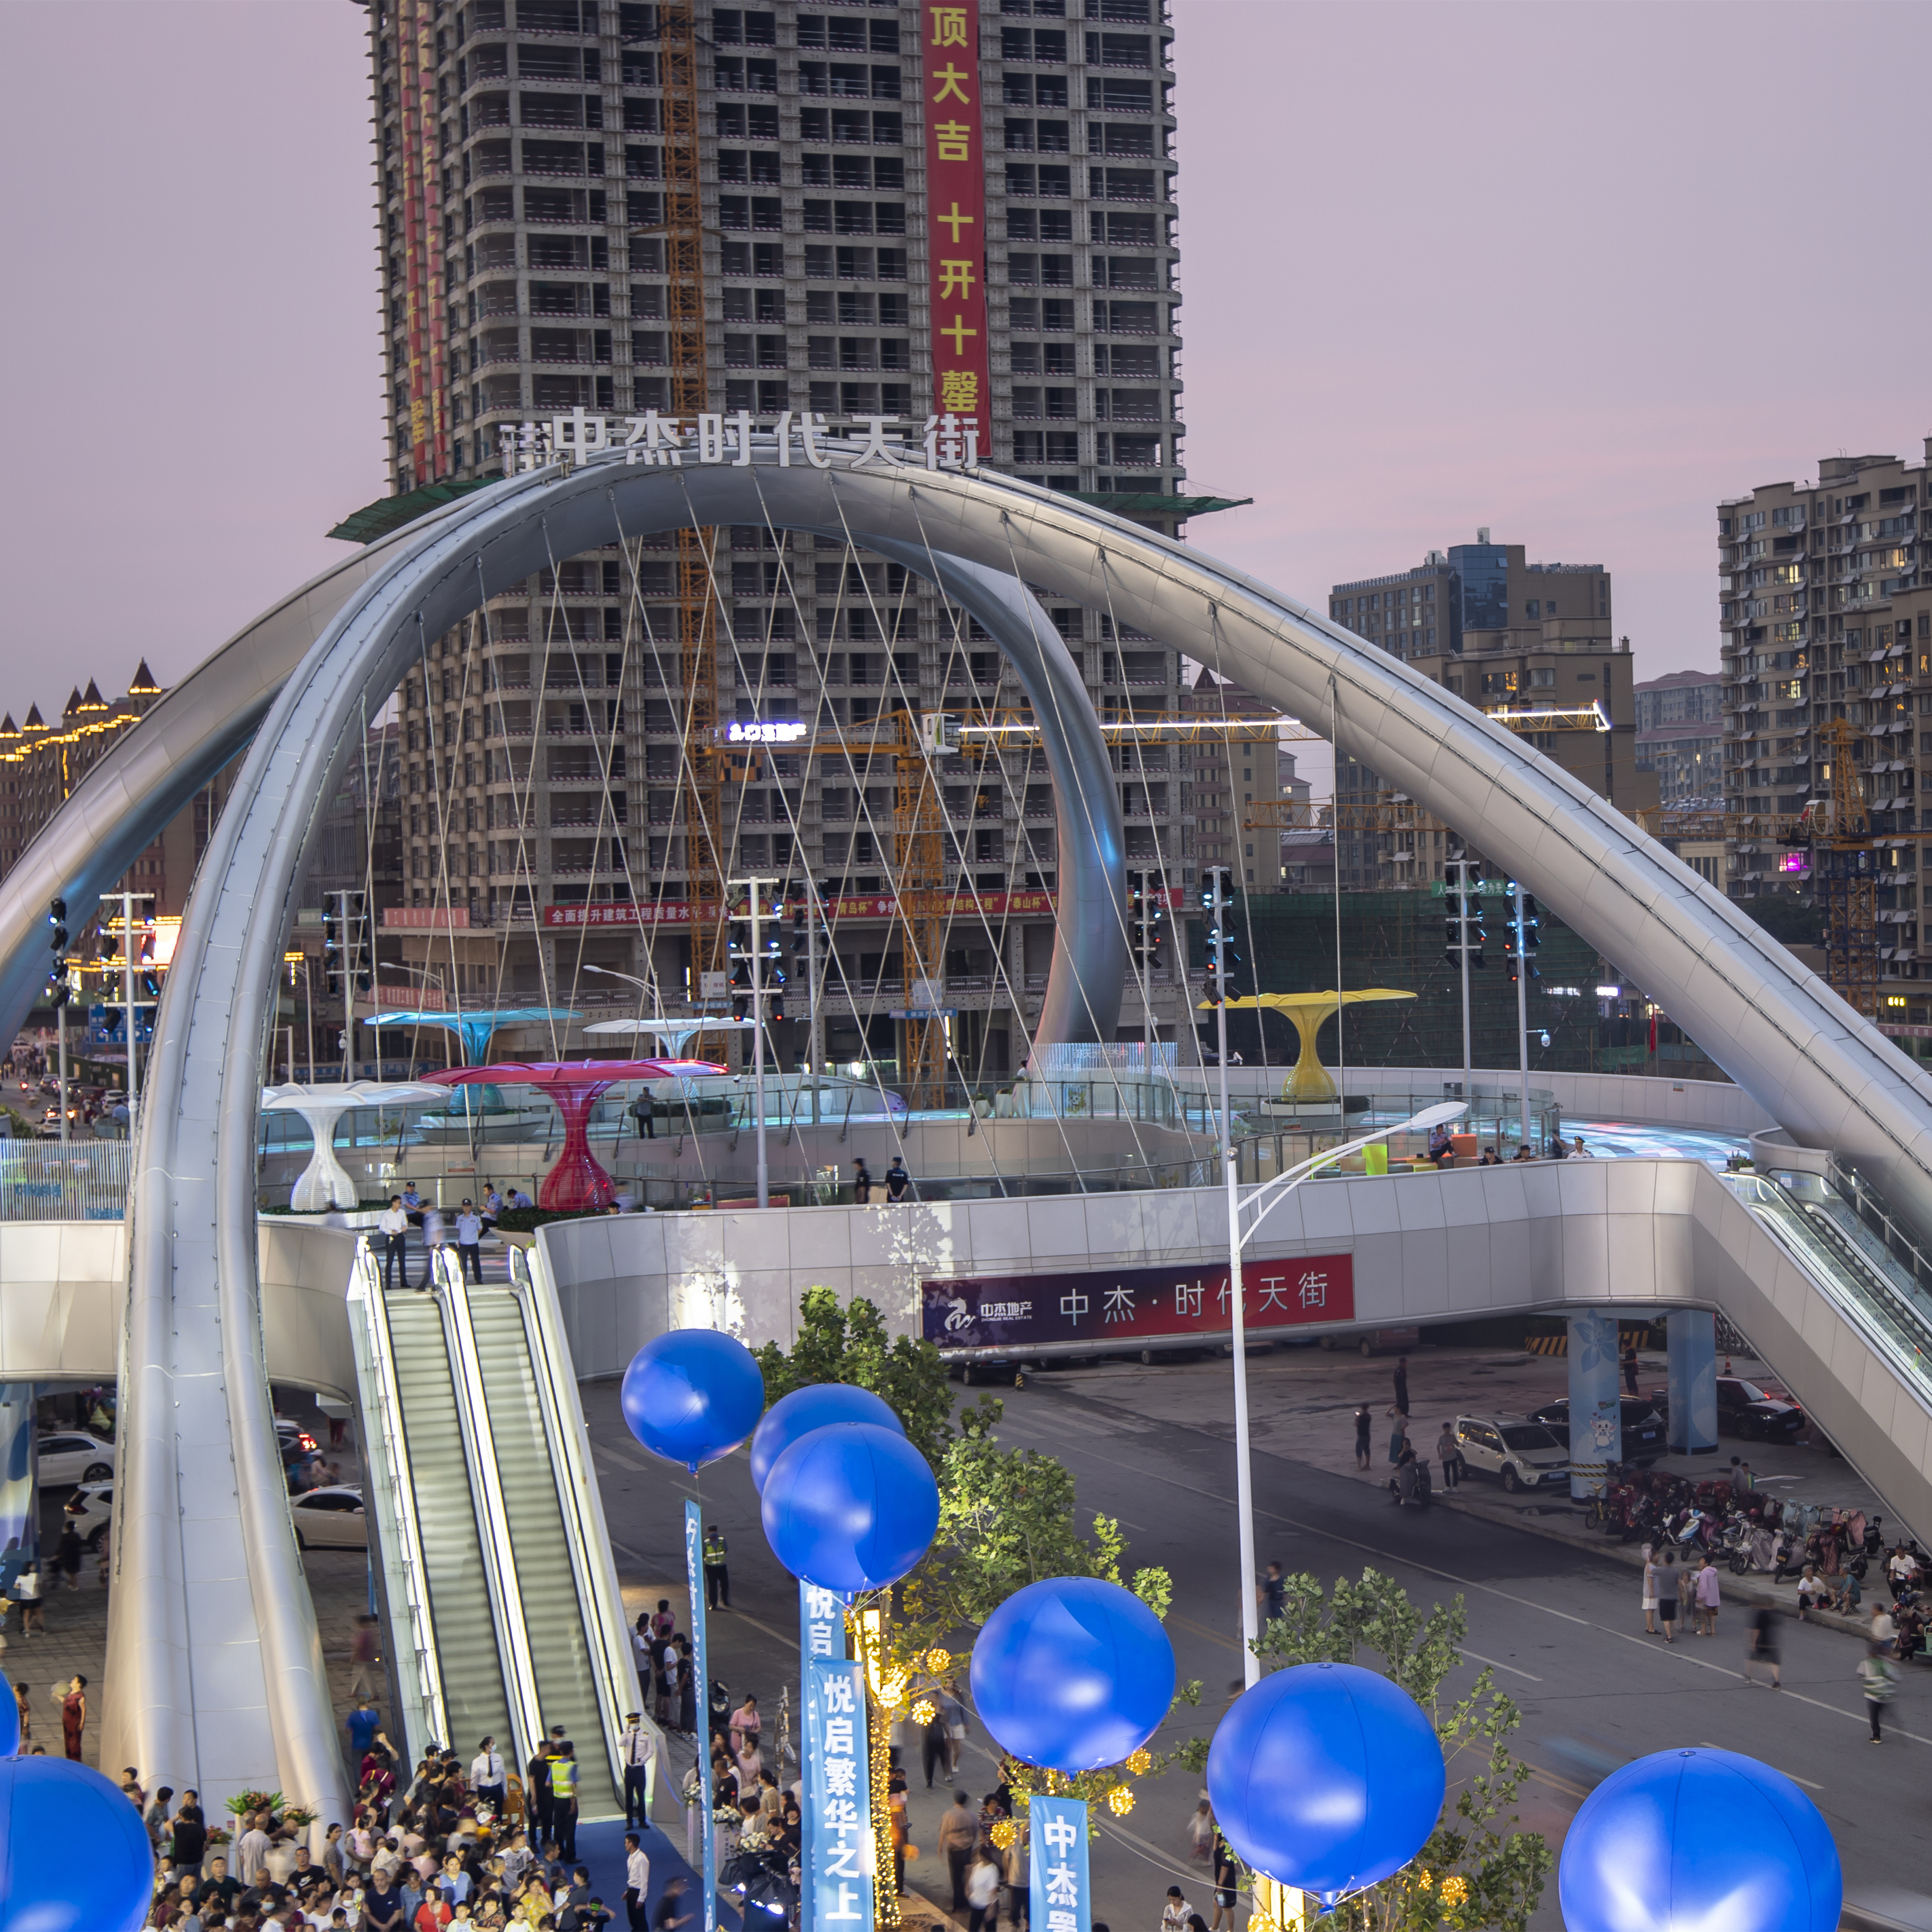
left=289, top=1486, right=368, bottom=1551
left=64, top=1482, right=112, bottom=1550
left=35, top=1432, right=116, bottom=1486
left=1453, top=1415, right=1571, bottom=1494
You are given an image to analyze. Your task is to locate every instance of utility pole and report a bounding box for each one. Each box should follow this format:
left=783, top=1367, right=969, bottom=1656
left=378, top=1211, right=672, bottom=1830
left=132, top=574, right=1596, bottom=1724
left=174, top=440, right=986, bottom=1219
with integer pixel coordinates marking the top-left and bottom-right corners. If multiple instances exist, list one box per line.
left=1511, top=881, right=1536, bottom=1152
left=1202, top=865, right=1259, bottom=1685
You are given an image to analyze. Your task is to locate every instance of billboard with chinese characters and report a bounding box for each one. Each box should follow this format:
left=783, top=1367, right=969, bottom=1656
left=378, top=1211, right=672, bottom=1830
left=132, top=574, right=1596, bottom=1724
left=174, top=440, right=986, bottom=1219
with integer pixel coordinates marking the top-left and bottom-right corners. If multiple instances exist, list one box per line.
left=805, top=1657, right=874, bottom=1932
left=544, top=887, right=1061, bottom=929
left=1030, top=1794, right=1091, bottom=1932
left=923, top=1256, right=1356, bottom=1352
left=922, top=1, right=990, bottom=457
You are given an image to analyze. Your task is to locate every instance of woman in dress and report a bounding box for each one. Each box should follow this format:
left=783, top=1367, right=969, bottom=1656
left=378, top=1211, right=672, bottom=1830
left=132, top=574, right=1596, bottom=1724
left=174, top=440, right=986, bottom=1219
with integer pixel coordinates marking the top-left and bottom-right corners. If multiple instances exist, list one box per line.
left=1641, top=1551, right=1660, bottom=1634
left=59, top=1673, right=86, bottom=1760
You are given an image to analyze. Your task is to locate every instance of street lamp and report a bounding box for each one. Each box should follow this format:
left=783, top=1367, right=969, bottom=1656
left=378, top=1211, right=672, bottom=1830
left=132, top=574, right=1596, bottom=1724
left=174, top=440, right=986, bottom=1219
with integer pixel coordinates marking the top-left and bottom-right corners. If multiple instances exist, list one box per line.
left=1224, top=1096, right=1467, bottom=1686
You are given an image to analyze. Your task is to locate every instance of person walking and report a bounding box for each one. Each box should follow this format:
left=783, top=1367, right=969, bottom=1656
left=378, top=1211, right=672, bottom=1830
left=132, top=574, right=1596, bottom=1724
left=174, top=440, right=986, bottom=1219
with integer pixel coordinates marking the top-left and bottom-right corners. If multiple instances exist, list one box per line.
left=418, top=1200, right=446, bottom=1283
left=885, top=1157, right=911, bottom=1203
left=349, top=1614, right=383, bottom=1702
left=623, top=1831, right=651, bottom=1932
left=1621, top=1338, right=1640, bottom=1397
left=55, top=1522, right=80, bottom=1593
left=1210, top=1831, right=1240, bottom=1932
left=1436, top=1423, right=1461, bottom=1491
left=939, top=1679, right=970, bottom=1776
left=852, top=1158, right=873, bottom=1205
left=1859, top=1644, right=1899, bottom=1742
left=59, top=1674, right=86, bottom=1759
left=938, top=1791, right=979, bottom=1911
left=702, top=1525, right=730, bottom=1611
left=1656, top=1550, right=1679, bottom=1643
left=377, top=1196, right=412, bottom=1291
left=1353, top=1405, right=1372, bottom=1471
left=1694, top=1555, right=1721, bottom=1638
left=454, top=1201, right=484, bottom=1285
left=1741, top=1602, right=1782, bottom=1688
left=920, top=1692, right=949, bottom=1788
left=1641, top=1551, right=1661, bottom=1635
left=619, top=1712, right=657, bottom=1828
left=965, top=1848, right=1001, bottom=1932
left=1392, top=1355, right=1409, bottom=1417
left=1258, top=1561, right=1286, bottom=1629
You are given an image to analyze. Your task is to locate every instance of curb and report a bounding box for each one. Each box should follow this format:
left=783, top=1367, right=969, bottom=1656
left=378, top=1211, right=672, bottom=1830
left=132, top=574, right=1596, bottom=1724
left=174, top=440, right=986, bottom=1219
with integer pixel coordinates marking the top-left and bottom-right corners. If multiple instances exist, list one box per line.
left=1353, top=1465, right=1875, bottom=1641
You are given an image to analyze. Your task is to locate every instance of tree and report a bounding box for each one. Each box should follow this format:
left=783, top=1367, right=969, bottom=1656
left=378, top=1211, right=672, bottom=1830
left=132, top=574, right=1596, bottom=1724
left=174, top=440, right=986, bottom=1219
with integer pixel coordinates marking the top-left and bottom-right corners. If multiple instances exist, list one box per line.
left=1245, top=1569, right=1551, bottom=1932
left=753, top=1286, right=956, bottom=1465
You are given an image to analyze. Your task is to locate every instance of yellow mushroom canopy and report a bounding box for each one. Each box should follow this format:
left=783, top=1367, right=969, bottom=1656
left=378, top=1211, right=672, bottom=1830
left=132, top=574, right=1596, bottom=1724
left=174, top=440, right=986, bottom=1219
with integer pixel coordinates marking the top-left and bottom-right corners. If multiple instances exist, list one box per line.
left=1196, top=989, right=1418, bottom=1103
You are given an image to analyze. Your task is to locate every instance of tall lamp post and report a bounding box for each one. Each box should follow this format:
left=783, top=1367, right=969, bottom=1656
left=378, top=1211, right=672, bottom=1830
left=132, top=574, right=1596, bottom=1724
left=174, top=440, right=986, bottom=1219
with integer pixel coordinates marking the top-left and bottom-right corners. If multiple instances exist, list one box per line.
left=1222, top=1096, right=1468, bottom=1685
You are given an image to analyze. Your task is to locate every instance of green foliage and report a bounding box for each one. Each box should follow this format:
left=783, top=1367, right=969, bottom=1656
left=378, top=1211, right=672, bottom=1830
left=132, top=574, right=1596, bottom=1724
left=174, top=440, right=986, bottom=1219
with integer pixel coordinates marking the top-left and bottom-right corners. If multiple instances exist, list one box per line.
left=753, top=1286, right=957, bottom=1466
left=1252, top=1569, right=1551, bottom=1932
left=1740, top=891, right=1824, bottom=945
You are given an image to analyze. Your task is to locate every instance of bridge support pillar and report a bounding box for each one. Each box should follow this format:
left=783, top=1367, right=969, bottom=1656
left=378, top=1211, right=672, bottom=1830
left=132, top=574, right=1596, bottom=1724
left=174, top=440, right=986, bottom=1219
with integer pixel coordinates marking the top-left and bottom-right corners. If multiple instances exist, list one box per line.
left=1566, top=1311, right=1622, bottom=1499
left=1668, top=1310, right=1719, bottom=1454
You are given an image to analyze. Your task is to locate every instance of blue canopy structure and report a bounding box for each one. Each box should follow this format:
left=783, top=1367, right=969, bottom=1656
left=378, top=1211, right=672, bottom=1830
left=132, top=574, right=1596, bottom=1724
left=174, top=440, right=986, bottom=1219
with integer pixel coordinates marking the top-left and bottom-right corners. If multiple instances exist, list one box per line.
left=368, top=1006, right=582, bottom=1066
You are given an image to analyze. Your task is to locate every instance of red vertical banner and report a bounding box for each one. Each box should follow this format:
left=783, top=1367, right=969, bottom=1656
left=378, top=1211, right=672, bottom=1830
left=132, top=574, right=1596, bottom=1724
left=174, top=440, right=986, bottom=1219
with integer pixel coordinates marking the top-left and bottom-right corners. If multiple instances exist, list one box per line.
left=922, top=2, right=991, bottom=459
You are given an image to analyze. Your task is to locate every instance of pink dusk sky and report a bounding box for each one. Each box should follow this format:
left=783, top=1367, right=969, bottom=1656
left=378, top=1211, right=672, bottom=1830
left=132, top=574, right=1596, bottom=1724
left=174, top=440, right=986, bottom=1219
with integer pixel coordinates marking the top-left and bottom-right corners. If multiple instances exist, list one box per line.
left=1, top=1, right=1927, bottom=754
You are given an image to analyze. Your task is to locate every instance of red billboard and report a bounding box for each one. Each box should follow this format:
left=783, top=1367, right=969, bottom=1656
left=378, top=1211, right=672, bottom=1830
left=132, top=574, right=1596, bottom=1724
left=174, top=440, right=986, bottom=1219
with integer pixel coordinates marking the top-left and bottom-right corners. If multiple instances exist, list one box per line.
left=923, top=1256, right=1356, bottom=1353
left=921, top=1, right=991, bottom=452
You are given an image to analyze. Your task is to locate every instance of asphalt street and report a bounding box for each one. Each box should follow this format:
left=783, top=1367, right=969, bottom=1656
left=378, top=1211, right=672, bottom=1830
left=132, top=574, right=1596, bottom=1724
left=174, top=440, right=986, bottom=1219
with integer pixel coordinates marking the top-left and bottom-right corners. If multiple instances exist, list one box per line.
left=582, top=1356, right=1931, bottom=1932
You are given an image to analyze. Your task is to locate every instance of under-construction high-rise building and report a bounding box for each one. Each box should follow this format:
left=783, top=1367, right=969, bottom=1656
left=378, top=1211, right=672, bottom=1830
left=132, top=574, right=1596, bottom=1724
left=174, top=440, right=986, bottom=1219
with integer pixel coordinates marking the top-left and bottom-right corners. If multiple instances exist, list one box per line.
left=350, top=0, right=1273, bottom=1078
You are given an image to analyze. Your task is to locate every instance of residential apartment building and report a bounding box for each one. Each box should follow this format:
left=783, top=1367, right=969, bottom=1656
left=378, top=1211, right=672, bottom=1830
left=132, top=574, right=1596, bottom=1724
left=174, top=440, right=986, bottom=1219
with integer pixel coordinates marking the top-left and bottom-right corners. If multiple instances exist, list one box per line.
left=1327, top=535, right=1654, bottom=889
left=1635, top=671, right=1723, bottom=807
left=358, top=0, right=1209, bottom=1070
left=1718, top=445, right=1932, bottom=988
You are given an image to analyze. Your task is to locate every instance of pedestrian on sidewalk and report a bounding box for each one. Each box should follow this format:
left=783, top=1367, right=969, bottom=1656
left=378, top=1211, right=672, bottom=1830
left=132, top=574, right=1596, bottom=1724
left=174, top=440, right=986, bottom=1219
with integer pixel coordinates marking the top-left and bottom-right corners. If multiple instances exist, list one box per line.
left=1621, top=1338, right=1639, bottom=1397
left=1869, top=1600, right=1898, bottom=1656
left=1161, top=1885, right=1194, bottom=1932
left=885, top=1157, right=911, bottom=1203
left=58, top=1674, right=86, bottom=1758
left=920, top=1697, right=948, bottom=1788
left=1694, top=1555, right=1721, bottom=1637
left=1739, top=1607, right=1777, bottom=1685
left=1656, top=1551, right=1679, bottom=1643
left=965, top=1847, right=1001, bottom=1932
left=1353, top=1406, right=1372, bottom=1471
left=419, top=1201, right=446, bottom=1283
left=1392, top=1355, right=1409, bottom=1416
left=1211, top=1830, right=1240, bottom=1932
left=852, top=1159, right=873, bottom=1205
left=1186, top=1794, right=1213, bottom=1866
left=55, top=1523, right=80, bottom=1593
left=623, top=1831, right=650, bottom=1932
left=1641, top=1553, right=1661, bottom=1635
left=1385, top=1407, right=1409, bottom=1466
left=702, top=1525, right=730, bottom=1610
left=939, top=1791, right=979, bottom=1911
left=1436, top=1423, right=1461, bottom=1490
left=1258, top=1561, right=1285, bottom=1630
left=1859, top=1644, right=1899, bottom=1742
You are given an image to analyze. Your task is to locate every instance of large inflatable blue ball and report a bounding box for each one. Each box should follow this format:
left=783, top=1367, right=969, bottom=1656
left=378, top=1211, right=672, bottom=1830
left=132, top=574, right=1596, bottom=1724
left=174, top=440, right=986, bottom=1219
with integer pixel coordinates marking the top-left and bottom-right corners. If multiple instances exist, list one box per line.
left=750, top=1383, right=904, bottom=1493
left=1207, top=1661, right=1444, bottom=1906
left=762, top=1421, right=939, bottom=1593
left=1559, top=1748, right=1841, bottom=1932
left=0, top=1756, right=155, bottom=1931
left=970, top=1576, right=1175, bottom=1771
left=0, top=1671, right=16, bottom=1758
left=621, top=1328, right=766, bottom=1472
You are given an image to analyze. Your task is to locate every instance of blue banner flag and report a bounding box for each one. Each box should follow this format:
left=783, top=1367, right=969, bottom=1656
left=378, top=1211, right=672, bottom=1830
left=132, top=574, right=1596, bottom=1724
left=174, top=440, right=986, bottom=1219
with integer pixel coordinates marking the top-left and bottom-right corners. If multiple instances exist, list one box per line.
left=806, top=1656, right=874, bottom=1932
left=798, top=1583, right=847, bottom=1932
left=685, top=1500, right=716, bottom=1932
left=1031, top=1794, right=1090, bottom=1932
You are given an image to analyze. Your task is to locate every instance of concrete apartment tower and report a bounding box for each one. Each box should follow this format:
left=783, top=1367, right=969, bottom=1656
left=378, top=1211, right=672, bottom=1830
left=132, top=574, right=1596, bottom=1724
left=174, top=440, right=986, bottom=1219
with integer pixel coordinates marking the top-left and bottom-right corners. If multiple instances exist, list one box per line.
left=353, top=0, right=1258, bottom=1073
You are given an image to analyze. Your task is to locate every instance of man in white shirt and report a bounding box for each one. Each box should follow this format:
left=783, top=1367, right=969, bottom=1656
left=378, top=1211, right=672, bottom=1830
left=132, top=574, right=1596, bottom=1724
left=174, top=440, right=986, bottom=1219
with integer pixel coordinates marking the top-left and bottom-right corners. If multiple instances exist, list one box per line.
left=455, top=1201, right=485, bottom=1284
left=500, top=1831, right=534, bottom=1889
left=375, top=1196, right=411, bottom=1292
left=623, top=1831, right=651, bottom=1932
left=470, top=1735, right=506, bottom=1812
left=618, top=1711, right=658, bottom=1828
left=237, top=1810, right=273, bottom=1888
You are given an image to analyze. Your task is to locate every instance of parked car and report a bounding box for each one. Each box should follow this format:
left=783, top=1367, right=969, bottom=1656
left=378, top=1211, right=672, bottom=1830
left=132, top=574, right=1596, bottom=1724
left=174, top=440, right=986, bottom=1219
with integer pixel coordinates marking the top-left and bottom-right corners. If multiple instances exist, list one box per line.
left=1715, top=1376, right=1806, bottom=1441
left=1318, top=1326, right=1421, bottom=1358
left=64, top=1482, right=112, bottom=1550
left=1454, top=1415, right=1571, bottom=1493
left=1527, top=1397, right=1668, bottom=1464
left=35, top=1432, right=116, bottom=1486
left=289, top=1486, right=366, bottom=1551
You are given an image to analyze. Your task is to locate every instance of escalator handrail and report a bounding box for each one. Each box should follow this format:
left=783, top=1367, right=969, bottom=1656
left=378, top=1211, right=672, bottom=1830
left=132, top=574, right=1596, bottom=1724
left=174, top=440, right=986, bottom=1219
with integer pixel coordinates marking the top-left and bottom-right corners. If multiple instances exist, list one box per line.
left=435, top=1245, right=546, bottom=1771
left=511, top=1240, right=656, bottom=1803
left=345, top=1238, right=449, bottom=1760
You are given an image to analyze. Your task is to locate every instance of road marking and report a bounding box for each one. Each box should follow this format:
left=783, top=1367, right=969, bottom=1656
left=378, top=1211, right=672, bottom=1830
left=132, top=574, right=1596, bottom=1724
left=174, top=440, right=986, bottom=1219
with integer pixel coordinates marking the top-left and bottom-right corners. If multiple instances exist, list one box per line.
left=1461, top=1649, right=1543, bottom=1683
left=1019, top=1420, right=1932, bottom=1745
left=593, top=1439, right=651, bottom=1473
left=1168, top=1612, right=1244, bottom=1654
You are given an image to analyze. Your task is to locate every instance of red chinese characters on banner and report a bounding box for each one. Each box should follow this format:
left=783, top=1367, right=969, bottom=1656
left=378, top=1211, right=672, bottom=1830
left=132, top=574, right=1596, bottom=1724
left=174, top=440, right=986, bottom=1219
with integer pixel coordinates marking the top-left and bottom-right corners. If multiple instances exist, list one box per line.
left=922, top=2, right=990, bottom=462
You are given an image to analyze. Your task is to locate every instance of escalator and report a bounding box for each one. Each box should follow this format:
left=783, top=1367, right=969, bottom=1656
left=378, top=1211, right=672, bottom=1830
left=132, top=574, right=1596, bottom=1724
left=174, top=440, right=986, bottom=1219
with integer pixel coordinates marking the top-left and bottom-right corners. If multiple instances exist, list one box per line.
left=347, top=1241, right=647, bottom=1815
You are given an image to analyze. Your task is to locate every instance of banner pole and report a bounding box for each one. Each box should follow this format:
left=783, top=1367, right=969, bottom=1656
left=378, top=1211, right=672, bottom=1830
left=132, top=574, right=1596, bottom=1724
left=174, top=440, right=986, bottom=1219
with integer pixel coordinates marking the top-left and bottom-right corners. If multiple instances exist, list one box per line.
left=684, top=1499, right=716, bottom=1932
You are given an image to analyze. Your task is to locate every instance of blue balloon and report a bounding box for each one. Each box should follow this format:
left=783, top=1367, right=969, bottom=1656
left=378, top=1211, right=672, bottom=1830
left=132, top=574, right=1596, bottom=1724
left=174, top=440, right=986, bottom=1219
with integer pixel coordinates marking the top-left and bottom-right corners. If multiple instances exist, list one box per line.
left=622, top=1328, right=766, bottom=1472
left=0, top=1671, right=14, bottom=1758
left=1207, top=1661, right=1444, bottom=1907
left=0, top=1756, right=155, bottom=1931
left=1559, top=1748, right=1841, bottom=1932
left=762, top=1421, right=939, bottom=1593
left=970, top=1576, right=1175, bottom=1772
left=750, top=1384, right=904, bottom=1493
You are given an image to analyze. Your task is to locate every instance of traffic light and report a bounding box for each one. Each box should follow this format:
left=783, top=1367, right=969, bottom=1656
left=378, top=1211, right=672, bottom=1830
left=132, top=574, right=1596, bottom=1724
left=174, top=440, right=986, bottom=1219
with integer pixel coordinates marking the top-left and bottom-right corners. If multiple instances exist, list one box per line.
left=46, top=899, right=70, bottom=1007
left=1198, top=866, right=1241, bottom=1001
left=47, top=899, right=66, bottom=956
left=321, top=902, right=343, bottom=998
left=1504, top=885, right=1541, bottom=988
left=1130, top=871, right=1167, bottom=968
left=1443, top=860, right=1486, bottom=970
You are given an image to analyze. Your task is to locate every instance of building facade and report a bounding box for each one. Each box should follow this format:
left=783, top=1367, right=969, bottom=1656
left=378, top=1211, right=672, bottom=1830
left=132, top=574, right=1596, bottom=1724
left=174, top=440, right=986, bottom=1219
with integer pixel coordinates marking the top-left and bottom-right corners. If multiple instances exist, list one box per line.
left=1718, top=445, right=1932, bottom=995
left=356, top=0, right=1243, bottom=1072
left=1327, top=536, right=1654, bottom=890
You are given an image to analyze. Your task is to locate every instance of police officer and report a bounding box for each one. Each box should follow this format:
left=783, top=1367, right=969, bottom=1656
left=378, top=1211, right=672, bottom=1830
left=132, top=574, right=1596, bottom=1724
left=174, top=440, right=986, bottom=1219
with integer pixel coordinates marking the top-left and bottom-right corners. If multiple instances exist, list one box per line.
left=703, top=1523, right=730, bottom=1611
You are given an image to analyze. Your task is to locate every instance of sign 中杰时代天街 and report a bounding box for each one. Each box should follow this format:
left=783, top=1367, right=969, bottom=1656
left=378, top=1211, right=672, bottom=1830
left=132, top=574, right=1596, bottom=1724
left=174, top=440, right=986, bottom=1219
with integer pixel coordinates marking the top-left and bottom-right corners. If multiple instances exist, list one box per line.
left=923, top=1257, right=1356, bottom=1350
left=1031, top=1794, right=1090, bottom=1932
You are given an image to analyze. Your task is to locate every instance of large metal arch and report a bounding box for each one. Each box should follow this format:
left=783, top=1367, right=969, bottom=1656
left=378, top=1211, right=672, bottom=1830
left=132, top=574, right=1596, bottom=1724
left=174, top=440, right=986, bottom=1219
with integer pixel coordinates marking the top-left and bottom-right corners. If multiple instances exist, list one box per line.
left=100, top=448, right=1932, bottom=1820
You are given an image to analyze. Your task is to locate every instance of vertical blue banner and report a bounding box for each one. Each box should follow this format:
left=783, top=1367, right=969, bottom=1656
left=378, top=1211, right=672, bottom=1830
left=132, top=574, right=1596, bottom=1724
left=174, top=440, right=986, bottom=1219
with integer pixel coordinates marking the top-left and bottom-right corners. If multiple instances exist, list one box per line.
left=798, top=1582, right=846, bottom=1932
left=806, top=1656, right=873, bottom=1932
left=1031, top=1794, right=1090, bottom=1932
left=685, top=1500, right=715, bottom=1932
